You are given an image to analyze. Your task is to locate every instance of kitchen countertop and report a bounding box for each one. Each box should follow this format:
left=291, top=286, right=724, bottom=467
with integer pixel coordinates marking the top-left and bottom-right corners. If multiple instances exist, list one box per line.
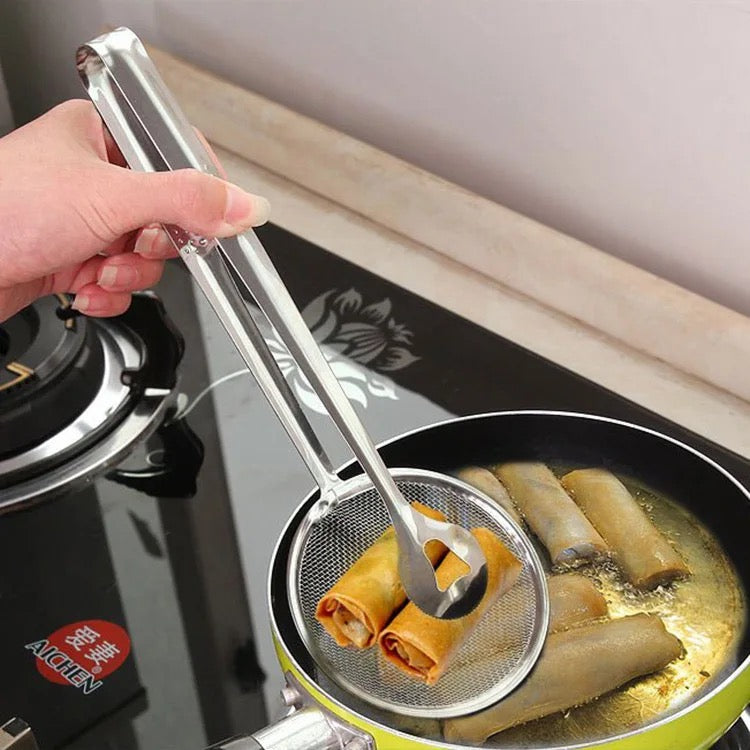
left=214, top=148, right=750, bottom=463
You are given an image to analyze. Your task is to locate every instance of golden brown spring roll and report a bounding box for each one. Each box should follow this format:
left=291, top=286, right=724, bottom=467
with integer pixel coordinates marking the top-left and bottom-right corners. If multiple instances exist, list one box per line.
left=494, top=462, right=608, bottom=567
left=456, top=466, right=524, bottom=526
left=379, top=528, right=522, bottom=684
left=547, top=573, right=608, bottom=633
left=443, top=613, right=683, bottom=743
left=561, top=469, right=689, bottom=590
left=316, top=502, right=446, bottom=648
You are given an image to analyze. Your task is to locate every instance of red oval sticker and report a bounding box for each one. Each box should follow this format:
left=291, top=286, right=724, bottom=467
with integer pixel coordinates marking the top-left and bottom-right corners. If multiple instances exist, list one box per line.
left=27, top=620, right=130, bottom=688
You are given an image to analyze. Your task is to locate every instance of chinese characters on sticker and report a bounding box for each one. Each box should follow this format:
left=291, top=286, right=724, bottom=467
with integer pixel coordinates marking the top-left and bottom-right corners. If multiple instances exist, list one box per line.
left=64, top=625, right=121, bottom=673
left=25, top=620, right=131, bottom=694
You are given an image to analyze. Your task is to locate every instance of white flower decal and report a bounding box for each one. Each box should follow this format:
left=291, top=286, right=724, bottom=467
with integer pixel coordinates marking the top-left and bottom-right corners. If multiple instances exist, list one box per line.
left=265, top=288, right=418, bottom=415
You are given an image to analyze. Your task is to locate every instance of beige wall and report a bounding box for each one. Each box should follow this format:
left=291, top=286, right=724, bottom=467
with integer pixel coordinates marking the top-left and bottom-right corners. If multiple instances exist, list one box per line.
left=1, top=0, right=747, bottom=314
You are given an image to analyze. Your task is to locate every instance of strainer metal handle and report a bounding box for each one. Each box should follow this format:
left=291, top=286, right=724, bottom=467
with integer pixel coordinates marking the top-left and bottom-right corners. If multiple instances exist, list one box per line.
left=76, top=27, right=488, bottom=619
left=75, top=27, right=339, bottom=497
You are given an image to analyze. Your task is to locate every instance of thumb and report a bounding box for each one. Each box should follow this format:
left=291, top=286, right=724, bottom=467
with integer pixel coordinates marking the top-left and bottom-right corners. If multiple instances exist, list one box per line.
left=108, top=168, right=270, bottom=238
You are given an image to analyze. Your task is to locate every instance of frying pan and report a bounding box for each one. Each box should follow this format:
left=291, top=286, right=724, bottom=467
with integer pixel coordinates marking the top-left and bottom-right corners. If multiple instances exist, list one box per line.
left=224, top=411, right=749, bottom=750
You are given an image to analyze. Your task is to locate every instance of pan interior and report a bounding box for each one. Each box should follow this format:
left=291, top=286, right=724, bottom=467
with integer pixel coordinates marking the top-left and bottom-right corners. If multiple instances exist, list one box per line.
left=286, top=470, right=548, bottom=719
left=485, top=470, right=746, bottom=748
left=270, top=413, right=750, bottom=749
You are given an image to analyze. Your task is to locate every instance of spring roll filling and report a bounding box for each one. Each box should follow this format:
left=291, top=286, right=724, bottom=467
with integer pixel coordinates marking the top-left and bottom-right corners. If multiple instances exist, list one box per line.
left=330, top=603, right=373, bottom=648
left=387, top=637, right=434, bottom=671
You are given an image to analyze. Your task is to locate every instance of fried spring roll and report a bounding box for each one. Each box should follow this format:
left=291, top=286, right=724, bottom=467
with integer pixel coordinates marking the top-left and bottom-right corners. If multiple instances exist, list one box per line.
left=561, top=468, right=690, bottom=590
left=456, top=572, right=608, bottom=668
left=547, top=573, right=608, bottom=633
left=461, top=573, right=609, bottom=665
left=443, top=614, right=683, bottom=743
left=494, top=462, right=608, bottom=566
left=316, top=502, right=446, bottom=648
left=379, top=528, right=522, bottom=684
left=457, top=466, right=524, bottom=526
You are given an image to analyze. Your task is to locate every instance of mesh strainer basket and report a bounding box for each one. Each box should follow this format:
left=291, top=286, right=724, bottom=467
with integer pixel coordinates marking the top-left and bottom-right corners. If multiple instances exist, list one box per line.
left=288, top=470, right=548, bottom=718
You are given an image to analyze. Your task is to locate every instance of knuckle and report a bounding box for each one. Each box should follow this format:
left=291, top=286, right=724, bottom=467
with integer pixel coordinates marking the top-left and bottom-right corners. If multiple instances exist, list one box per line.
left=175, top=171, right=206, bottom=213
left=50, top=100, right=107, bottom=158
left=74, top=176, right=125, bottom=243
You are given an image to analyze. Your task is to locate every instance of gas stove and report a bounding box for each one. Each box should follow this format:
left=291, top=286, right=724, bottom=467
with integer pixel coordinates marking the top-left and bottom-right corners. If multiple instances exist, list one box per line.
left=0, top=223, right=747, bottom=750
left=0, top=291, right=195, bottom=509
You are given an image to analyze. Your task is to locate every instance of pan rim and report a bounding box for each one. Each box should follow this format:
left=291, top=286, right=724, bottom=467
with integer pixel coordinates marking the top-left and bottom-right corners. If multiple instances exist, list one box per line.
left=268, top=409, right=750, bottom=749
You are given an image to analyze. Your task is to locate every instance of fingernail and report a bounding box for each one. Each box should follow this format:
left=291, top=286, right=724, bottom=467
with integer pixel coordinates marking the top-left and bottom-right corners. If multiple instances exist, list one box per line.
left=252, top=195, right=271, bottom=225
left=134, top=227, right=160, bottom=256
left=223, top=185, right=270, bottom=232
left=72, top=294, right=91, bottom=312
left=98, top=265, right=138, bottom=289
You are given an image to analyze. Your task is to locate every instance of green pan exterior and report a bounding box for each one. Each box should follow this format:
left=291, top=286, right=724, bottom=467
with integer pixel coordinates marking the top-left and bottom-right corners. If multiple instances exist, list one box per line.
left=273, top=635, right=749, bottom=750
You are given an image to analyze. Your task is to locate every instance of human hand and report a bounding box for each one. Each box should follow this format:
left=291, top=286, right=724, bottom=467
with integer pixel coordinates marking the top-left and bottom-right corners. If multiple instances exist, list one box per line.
left=0, top=99, right=270, bottom=321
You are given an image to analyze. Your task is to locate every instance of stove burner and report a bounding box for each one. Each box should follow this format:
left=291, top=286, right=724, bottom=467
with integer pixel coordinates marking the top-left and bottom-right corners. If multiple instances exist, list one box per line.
left=0, top=293, right=191, bottom=509
left=0, top=295, right=106, bottom=459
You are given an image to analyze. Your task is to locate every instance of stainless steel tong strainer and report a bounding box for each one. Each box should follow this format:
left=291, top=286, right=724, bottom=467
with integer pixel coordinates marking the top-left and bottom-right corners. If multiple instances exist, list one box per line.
left=77, top=28, right=549, bottom=714
left=77, top=25, right=492, bottom=619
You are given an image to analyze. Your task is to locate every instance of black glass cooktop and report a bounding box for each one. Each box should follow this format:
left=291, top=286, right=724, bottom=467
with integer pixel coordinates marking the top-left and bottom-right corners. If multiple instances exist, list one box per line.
left=1, top=223, right=747, bottom=750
